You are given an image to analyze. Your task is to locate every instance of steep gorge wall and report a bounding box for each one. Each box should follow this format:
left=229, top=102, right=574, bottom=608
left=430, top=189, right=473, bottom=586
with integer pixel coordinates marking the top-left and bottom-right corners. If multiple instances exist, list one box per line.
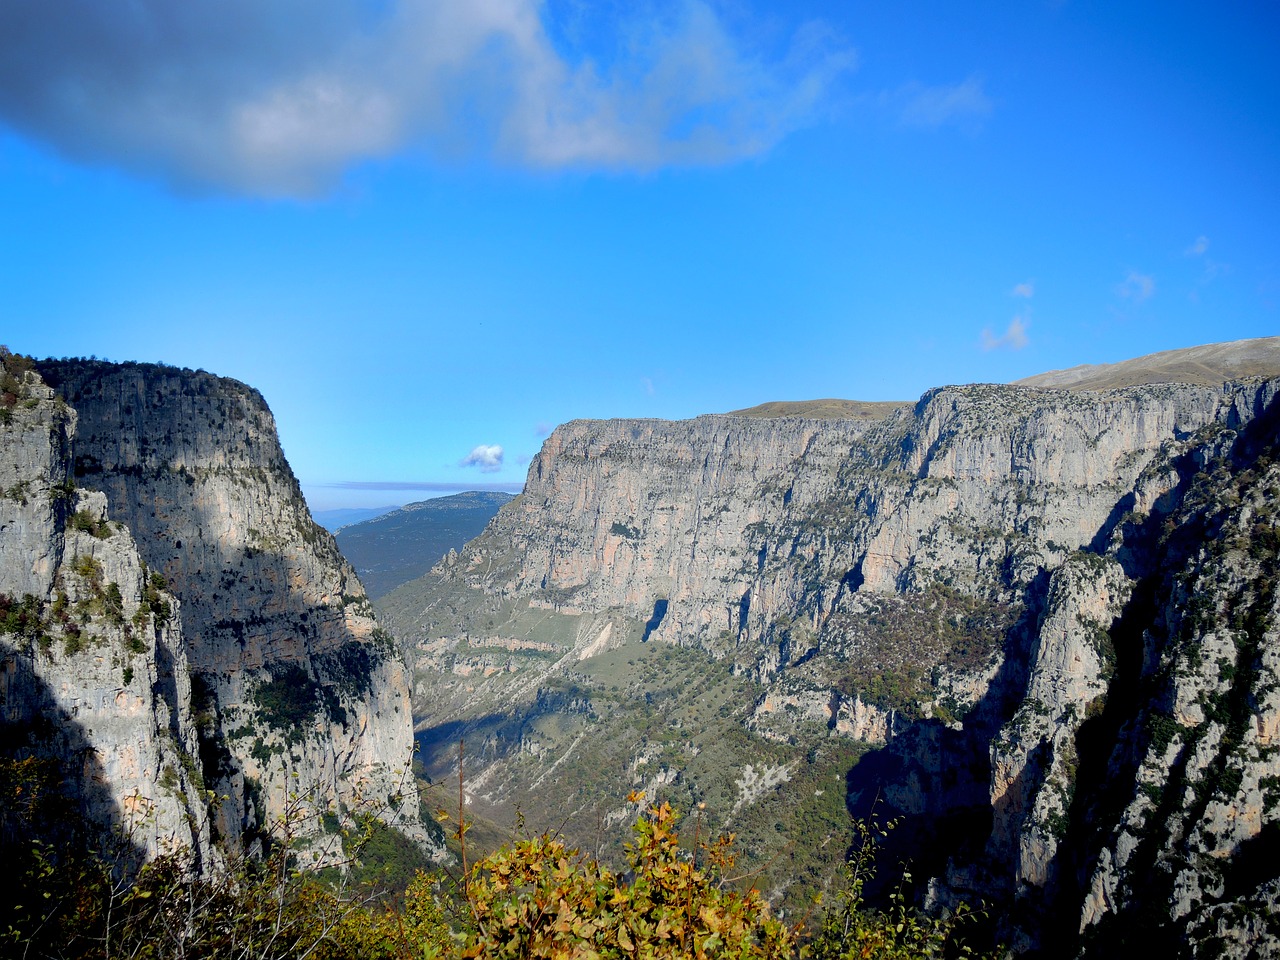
left=29, top=360, right=433, bottom=858
left=1, top=358, right=210, bottom=864
left=445, top=381, right=1272, bottom=668
left=389, top=374, right=1280, bottom=955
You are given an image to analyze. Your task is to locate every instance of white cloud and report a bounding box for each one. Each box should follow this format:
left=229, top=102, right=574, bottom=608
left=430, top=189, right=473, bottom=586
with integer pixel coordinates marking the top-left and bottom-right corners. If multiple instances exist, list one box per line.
left=981, top=315, right=1029, bottom=352
left=1011, top=281, right=1035, bottom=299
left=895, top=75, right=992, bottom=129
left=460, top=444, right=504, bottom=473
left=640, top=376, right=655, bottom=396
left=1117, top=271, right=1155, bottom=302
left=0, top=0, right=855, bottom=196
left=1185, top=235, right=1209, bottom=257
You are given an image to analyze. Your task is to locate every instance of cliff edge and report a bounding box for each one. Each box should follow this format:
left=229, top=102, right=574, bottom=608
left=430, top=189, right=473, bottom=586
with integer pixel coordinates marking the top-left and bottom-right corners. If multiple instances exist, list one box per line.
left=382, top=338, right=1280, bottom=955
left=2, top=353, right=439, bottom=867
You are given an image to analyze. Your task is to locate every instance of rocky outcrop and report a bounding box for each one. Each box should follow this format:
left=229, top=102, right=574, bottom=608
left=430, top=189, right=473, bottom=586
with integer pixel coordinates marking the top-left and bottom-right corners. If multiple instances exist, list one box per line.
left=1, top=356, right=210, bottom=864
left=383, top=350, right=1280, bottom=954
left=1063, top=428, right=1280, bottom=955
left=3, top=356, right=437, bottom=866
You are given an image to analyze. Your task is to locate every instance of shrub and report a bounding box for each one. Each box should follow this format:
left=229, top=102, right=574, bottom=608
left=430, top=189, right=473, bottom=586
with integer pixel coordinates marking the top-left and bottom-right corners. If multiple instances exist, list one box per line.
left=0, top=761, right=995, bottom=960
left=69, top=508, right=113, bottom=539
left=252, top=662, right=322, bottom=742
left=458, top=796, right=792, bottom=959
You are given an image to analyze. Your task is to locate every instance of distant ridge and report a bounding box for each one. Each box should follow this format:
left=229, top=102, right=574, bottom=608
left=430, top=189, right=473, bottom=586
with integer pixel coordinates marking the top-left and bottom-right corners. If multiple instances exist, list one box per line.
left=1015, top=336, right=1280, bottom=391
left=719, top=339, right=1279, bottom=418
left=336, top=491, right=514, bottom=599
left=725, top=398, right=909, bottom=420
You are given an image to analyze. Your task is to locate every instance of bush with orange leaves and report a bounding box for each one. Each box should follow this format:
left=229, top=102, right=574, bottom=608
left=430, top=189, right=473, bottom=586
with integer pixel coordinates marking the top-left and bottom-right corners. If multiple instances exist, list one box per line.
left=456, top=796, right=792, bottom=960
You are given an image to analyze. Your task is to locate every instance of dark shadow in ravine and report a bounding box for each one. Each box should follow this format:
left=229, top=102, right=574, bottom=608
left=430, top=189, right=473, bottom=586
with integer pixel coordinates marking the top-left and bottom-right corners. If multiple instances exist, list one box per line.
left=841, top=568, right=1054, bottom=905
left=414, top=712, right=519, bottom=783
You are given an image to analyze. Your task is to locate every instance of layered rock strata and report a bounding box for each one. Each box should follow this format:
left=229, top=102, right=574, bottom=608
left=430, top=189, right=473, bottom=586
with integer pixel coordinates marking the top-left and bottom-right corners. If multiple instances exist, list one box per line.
left=385, top=367, right=1280, bottom=955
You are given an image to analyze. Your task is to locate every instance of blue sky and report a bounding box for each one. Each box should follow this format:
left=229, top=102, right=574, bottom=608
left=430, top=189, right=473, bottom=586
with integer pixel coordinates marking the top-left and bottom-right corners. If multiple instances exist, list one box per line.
left=2, top=2, right=1277, bottom=510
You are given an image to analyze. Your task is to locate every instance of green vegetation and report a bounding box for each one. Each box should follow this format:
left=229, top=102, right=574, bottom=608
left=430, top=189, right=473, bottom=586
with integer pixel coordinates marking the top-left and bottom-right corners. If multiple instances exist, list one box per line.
left=69, top=508, right=114, bottom=539
left=824, top=582, right=1016, bottom=718
left=3, top=479, right=31, bottom=504
left=0, top=346, right=37, bottom=417
left=50, top=478, right=76, bottom=504
left=415, top=636, right=880, bottom=918
left=0, top=593, right=47, bottom=645
left=251, top=663, right=323, bottom=742
left=455, top=796, right=792, bottom=959
left=315, top=641, right=379, bottom=700
left=808, top=814, right=990, bottom=960
left=1, top=751, right=992, bottom=960
left=134, top=569, right=172, bottom=629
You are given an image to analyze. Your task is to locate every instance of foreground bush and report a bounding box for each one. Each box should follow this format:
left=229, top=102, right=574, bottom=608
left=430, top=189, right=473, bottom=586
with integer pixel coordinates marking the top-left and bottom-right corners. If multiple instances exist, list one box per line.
left=807, top=816, right=989, bottom=960
left=457, top=798, right=791, bottom=959
left=2, top=786, right=990, bottom=959
left=4, top=837, right=450, bottom=960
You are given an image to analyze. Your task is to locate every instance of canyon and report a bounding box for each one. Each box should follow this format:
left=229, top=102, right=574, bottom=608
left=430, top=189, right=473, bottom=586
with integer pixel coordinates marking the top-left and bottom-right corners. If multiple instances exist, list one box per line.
left=380, top=337, right=1280, bottom=955
left=5, top=337, right=1280, bottom=956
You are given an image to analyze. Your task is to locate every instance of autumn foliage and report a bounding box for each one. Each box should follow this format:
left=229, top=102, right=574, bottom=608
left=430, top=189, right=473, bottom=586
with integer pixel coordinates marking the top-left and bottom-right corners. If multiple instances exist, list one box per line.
left=457, top=798, right=791, bottom=959
left=2, top=755, right=989, bottom=960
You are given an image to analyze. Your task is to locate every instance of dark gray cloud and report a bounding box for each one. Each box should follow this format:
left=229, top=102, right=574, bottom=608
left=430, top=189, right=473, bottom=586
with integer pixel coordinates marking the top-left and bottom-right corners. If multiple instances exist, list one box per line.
left=0, top=0, right=854, bottom=196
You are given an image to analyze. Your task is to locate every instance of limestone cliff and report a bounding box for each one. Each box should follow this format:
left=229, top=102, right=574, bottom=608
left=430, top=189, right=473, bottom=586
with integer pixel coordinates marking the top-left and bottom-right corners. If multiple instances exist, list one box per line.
left=3, top=357, right=436, bottom=864
left=1, top=354, right=210, bottom=864
left=382, top=342, right=1280, bottom=954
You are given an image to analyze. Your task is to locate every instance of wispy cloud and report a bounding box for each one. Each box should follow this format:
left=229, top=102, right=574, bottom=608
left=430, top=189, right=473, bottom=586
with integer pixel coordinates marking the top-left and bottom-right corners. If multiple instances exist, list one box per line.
left=1182, top=235, right=1228, bottom=285
left=0, top=1, right=855, bottom=196
left=534, top=421, right=554, bottom=437
left=322, top=480, right=524, bottom=492
left=1011, top=281, right=1035, bottom=299
left=981, top=315, right=1029, bottom=351
left=1117, top=271, right=1155, bottom=302
left=895, top=75, right=992, bottom=129
left=640, top=376, right=655, bottom=396
left=460, top=444, right=504, bottom=473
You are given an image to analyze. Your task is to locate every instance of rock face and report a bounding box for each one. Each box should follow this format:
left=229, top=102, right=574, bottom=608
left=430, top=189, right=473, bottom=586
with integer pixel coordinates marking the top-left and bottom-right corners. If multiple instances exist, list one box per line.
left=1, top=355, right=210, bottom=864
left=383, top=350, right=1280, bottom=954
left=2, top=356, right=436, bottom=865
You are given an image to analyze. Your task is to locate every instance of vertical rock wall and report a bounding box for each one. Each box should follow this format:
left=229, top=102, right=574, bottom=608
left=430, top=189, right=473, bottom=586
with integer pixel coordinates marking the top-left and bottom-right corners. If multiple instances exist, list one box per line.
left=30, top=359, right=434, bottom=858
left=1, top=358, right=210, bottom=864
left=387, top=373, right=1280, bottom=955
